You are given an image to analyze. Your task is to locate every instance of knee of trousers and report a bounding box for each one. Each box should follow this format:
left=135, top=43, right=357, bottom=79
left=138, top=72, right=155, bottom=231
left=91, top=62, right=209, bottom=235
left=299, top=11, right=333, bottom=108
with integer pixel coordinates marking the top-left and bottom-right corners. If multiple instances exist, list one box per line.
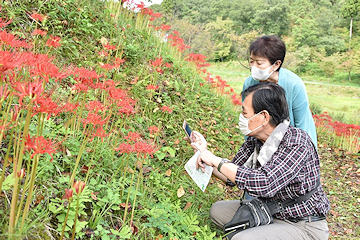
left=209, top=202, right=224, bottom=227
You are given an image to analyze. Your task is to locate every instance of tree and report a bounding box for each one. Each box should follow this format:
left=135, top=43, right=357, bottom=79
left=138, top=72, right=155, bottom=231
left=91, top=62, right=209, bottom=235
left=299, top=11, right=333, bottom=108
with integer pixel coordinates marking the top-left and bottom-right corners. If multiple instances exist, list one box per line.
left=205, top=17, right=236, bottom=61
left=341, top=0, right=360, bottom=48
left=340, top=0, right=360, bottom=80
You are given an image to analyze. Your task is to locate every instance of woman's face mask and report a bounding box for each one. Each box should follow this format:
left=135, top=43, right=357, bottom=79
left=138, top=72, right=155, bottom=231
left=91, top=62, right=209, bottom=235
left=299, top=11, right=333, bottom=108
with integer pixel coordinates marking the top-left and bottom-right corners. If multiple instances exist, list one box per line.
left=251, top=63, right=276, bottom=81
left=238, top=111, right=264, bottom=136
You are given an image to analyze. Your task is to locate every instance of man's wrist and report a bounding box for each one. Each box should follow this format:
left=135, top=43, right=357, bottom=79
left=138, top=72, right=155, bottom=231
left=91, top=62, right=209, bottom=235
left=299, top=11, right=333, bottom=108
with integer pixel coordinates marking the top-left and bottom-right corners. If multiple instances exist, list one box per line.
left=217, top=158, right=230, bottom=172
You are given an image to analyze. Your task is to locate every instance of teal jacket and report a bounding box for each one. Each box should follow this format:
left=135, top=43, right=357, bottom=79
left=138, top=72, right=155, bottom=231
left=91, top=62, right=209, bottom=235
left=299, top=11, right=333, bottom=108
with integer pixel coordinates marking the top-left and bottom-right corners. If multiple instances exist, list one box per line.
left=242, top=68, right=318, bottom=148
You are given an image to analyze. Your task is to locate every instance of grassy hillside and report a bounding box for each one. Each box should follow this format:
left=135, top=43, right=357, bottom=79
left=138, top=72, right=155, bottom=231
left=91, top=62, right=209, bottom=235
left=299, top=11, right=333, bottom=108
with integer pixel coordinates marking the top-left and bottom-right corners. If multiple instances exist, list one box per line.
left=0, top=0, right=244, bottom=239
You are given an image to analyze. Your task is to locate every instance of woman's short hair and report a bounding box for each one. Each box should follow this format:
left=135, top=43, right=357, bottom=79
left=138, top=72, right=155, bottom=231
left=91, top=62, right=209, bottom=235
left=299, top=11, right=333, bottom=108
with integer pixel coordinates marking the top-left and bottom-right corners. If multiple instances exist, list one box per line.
left=242, top=82, right=289, bottom=126
left=249, top=35, right=286, bottom=70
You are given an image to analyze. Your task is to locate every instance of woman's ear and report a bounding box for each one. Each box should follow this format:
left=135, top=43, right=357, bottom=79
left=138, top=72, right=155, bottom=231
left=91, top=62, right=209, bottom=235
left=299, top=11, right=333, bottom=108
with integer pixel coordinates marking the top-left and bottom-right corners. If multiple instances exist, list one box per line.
left=274, top=60, right=281, bottom=71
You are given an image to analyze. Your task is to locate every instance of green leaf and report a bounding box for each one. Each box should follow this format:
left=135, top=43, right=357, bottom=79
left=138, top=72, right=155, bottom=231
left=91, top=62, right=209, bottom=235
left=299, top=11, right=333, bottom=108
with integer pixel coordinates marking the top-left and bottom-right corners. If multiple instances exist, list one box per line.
left=2, top=173, right=15, bottom=190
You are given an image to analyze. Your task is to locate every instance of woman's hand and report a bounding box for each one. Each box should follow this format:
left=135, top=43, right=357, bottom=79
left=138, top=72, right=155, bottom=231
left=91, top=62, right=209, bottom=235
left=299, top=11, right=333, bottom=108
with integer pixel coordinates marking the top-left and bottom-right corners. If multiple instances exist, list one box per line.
left=196, top=150, right=220, bottom=173
left=190, top=131, right=207, bottom=152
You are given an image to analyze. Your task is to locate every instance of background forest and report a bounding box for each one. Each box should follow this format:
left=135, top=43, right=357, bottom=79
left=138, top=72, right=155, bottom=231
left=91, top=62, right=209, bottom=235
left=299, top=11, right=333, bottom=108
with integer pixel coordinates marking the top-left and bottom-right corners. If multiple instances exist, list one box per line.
left=151, top=0, right=360, bottom=83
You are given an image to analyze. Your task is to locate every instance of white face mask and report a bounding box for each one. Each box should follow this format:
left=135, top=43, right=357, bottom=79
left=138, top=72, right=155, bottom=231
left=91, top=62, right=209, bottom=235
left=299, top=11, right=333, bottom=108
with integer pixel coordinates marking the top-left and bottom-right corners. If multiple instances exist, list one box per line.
left=251, top=63, right=275, bottom=81
left=238, top=111, right=264, bottom=136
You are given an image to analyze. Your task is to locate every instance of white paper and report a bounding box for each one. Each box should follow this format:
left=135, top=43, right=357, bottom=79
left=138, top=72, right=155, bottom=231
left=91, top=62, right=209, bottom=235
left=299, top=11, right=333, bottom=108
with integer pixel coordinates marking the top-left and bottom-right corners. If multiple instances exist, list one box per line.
left=184, top=151, right=213, bottom=192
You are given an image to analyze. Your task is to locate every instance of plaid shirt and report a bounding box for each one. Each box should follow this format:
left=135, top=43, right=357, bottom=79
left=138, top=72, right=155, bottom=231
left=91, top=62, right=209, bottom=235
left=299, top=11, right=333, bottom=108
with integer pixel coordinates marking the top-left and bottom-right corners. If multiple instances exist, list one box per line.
left=232, top=125, right=330, bottom=219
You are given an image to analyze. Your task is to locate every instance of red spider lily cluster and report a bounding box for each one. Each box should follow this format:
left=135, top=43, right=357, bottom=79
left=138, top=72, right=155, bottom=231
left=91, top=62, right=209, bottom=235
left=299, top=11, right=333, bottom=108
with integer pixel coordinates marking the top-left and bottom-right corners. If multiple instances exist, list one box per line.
left=149, top=57, right=173, bottom=74
left=313, top=112, right=360, bottom=152
left=160, top=105, right=173, bottom=114
left=115, top=131, right=159, bottom=158
left=166, top=33, right=191, bottom=52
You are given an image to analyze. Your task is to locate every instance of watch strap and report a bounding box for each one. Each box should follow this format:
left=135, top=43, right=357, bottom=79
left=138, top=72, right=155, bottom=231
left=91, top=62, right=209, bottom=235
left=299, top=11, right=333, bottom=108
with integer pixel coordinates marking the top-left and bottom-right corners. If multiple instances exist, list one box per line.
left=218, top=158, right=230, bottom=172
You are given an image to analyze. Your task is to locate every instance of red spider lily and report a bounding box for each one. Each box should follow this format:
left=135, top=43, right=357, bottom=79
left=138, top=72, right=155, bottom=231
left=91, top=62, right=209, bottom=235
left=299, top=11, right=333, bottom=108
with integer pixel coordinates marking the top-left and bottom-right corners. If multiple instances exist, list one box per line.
left=151, top=12, right=162, bottom=19
left=156, top=67, right=163, bottom=74
left=148, top=126, right=159, bottom=134
left=114, top=143, right=133, bottom=154
left=30, top=61, right=61, bottom=83
left=108, top=87, right=129, bottom=103
left=103, top=43, right=117, bottom=50
left=172, top=30, right=180, bottom=36
left=100, top=63, right=115, bottom=70
left=164, top=63, right=172, bottom=68
left=115, top=141, right=158, bottom=158
left=62, top=189, right=73, bottom=200
left=85, top=101, right=106, bottom=113
left=11, top=105, right=20, bottom=122
left=94, top=79, right=117, bottom=90
left=45, top=35, right=61, bottom=48
left=0, top=30, right=32, bottom=48
left=91, top=126, right=109, bottom=142
left=72, top=83, right=89, bottom=93
left=132, top=141, right=159, bottom=158
left=141, top=8, right=153, bottom=16
left=98, top=50, right=109, bottom=57
left=0, top=51, right=25, bottom=74
left=161, top=24, right=171, bottom=31
left=17, top=168, right=25, bottom=179
left=125, top=131, right=141, bottom=142
left=32, top=29, right=47, bottom=36
left=136, top=2, right=146, bottom=9
left=231, top=94, right=242, bottom=106
left=25, top=135, right=57, bottom=161
left=0, top=119, right=11, bottom=132
left=73, top=181, right=86, bottom=195
left=73, top=67, right=101, bottom=81
left=113, top=58, right=125, bottom=68
left=146, top=85, right=159, bottom=90
left=118, top=100, right=136, bottom=116
left=199, top=82, right=204, bottom=87
left=82, top=113, right=109, bottom=129
left=161, top=106, right=173, bottom=114
left=186, top=53, right=210, bottom=68
left=33, top=96, right=60, bottom=119
left=30, top=12, right=46, bottom=22
left=12, top=80, right=44, bottom=106
left=0, top=84, right=10, bottom=102
left=61, top=102, right=79, bottom=114
left=0, top=18, right=12, bottom=28
left=166, top=35, right=190, bottom=52
left=150, top=58, right=163, bottom=67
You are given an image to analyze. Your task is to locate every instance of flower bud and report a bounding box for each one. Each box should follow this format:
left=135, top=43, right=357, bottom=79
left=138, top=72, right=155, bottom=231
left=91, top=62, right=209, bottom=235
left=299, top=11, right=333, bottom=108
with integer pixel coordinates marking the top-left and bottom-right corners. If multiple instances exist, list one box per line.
left=73, top=181, right=86, bottom=195
left=17, top=168, right=25, bottom=179
left=62, top=189, right=73, bottom=200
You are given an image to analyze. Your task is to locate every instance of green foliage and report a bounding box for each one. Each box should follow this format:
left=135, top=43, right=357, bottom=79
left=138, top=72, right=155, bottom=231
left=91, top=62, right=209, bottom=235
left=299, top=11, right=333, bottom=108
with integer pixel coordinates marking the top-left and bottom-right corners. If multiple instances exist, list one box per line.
left=143, top=199, right=219, bottom=239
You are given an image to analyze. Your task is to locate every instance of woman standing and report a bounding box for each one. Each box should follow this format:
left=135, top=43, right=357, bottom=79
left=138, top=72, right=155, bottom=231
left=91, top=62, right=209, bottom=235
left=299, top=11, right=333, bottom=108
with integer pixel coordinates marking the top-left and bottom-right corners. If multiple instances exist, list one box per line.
left=242, top=35, right=317, bottom=148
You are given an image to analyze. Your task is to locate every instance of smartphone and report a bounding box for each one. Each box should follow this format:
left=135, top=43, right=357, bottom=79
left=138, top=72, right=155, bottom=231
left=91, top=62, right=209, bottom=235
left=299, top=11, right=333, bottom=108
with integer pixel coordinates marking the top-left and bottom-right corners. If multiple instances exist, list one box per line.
left=182, top=120, right=192, bottom=140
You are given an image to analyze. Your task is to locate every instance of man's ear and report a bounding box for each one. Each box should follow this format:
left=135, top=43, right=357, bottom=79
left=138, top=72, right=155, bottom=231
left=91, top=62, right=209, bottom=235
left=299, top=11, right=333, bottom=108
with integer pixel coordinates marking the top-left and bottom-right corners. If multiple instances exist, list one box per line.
left=262, top=110, right=271, bottom=125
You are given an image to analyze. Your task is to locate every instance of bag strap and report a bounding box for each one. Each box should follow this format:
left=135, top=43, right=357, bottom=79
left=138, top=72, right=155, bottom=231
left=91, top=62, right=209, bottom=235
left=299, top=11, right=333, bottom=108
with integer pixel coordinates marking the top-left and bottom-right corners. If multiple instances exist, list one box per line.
left=264, top=178, right=320, bottom=215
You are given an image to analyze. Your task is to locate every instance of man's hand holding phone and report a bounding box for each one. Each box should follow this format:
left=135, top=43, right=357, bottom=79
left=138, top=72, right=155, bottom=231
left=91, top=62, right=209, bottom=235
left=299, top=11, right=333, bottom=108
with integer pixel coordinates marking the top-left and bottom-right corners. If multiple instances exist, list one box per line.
left=190, top=131, right=207, bottom=152
left=183, top=120, right=207, bottom=152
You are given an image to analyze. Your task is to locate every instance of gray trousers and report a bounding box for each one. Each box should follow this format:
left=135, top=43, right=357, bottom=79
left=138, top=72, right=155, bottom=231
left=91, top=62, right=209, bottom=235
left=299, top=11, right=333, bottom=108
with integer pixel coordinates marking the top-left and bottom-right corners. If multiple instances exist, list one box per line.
left=210, top=200, right=329, bottom=240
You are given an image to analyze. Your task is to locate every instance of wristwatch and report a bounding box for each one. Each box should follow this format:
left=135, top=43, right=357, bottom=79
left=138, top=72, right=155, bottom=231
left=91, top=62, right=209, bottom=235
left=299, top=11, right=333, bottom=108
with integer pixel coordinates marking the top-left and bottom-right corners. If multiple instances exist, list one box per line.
left=217, top=158, right=230, bottom=172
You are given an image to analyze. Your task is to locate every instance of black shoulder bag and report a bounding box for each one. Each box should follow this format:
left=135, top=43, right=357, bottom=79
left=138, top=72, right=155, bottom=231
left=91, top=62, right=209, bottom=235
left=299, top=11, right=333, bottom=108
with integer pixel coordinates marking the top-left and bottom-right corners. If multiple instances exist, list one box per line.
left=223, top=180, right=320, bottom=239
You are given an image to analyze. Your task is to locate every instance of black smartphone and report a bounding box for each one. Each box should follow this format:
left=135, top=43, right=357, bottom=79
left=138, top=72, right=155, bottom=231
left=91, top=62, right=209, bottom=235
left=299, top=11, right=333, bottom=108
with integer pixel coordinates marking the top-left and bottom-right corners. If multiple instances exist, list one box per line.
left=182, top=120, right=192, bottom=140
